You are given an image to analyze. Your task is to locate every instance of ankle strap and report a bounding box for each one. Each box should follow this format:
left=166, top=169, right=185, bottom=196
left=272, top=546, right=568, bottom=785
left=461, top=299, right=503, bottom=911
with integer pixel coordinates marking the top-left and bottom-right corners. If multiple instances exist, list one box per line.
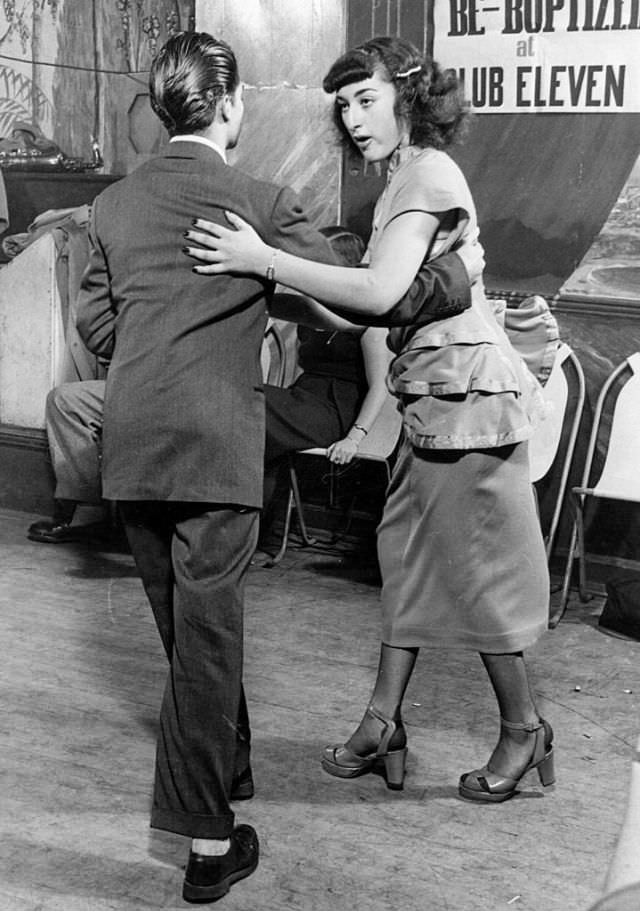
left=366, top=704, right=393, bottom=726
left=365, top=704, right=402, bottom=756
left=500, top=717, right=543, bottom=733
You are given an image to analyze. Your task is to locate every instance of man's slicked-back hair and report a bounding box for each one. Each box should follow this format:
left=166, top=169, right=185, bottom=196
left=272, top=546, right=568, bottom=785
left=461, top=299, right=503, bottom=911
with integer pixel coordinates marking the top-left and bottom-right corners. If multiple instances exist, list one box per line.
left=149, top=31, right=239, bottom=136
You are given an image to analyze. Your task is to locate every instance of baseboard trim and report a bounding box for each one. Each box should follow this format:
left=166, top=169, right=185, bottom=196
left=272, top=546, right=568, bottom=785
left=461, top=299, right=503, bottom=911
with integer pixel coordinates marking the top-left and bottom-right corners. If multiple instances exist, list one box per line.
left=0, top=423, right=54, bottom=514
left=0, top=424, right=48, bottom=450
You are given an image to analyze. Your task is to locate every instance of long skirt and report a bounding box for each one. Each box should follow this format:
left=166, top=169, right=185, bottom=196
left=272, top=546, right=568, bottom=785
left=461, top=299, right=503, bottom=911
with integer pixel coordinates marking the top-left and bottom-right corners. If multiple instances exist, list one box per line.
left=377, top=437, right=549, bottom=653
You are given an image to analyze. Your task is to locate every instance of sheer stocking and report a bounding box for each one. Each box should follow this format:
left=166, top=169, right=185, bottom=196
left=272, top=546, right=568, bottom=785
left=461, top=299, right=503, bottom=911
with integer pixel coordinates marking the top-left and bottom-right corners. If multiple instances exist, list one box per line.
left=480, top=651, right=542, bottom=778
left=346, top=643, right=418, bottom=755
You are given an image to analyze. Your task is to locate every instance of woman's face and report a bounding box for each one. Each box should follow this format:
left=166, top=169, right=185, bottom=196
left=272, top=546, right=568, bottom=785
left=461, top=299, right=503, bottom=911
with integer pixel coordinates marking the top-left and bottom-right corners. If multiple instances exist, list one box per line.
left=336, top=69, right=407, bottom=162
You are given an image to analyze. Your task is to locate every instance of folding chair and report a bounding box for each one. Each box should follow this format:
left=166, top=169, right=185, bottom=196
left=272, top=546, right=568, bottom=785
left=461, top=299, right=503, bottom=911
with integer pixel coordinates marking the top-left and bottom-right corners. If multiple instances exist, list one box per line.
left=529, top=342, right=586, bottom=564
left=264, top=392, right=403, bottom=567
left=261, top=318, right=287, bottom=386
left=557, top=352, right=640, bottom=623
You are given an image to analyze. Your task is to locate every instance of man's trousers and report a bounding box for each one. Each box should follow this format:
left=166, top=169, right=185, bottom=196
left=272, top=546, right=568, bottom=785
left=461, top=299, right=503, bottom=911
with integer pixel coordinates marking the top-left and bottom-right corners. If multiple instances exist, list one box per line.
left=119, top=500, right=259, bottom=839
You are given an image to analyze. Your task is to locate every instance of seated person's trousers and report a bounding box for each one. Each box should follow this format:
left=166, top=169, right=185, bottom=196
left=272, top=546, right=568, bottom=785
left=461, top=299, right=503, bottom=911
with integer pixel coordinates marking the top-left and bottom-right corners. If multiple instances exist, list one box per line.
left=45, top=380, right=105, bottom=503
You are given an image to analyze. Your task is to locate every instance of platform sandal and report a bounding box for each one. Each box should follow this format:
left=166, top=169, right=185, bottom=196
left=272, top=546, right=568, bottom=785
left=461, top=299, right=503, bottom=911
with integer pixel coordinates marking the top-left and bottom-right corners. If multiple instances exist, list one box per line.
left=458, top=717, right=555, bottom=803
left=321, top=704, right=408, bottom=790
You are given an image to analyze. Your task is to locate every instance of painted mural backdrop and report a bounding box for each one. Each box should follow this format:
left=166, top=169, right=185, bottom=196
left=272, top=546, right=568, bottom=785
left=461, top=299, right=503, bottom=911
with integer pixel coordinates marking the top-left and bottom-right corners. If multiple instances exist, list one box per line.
left=195, top=0, right=343, bottom=228
left=0, top=0, right=58, bottom=139
left=0, top=0, right=194, bottom=173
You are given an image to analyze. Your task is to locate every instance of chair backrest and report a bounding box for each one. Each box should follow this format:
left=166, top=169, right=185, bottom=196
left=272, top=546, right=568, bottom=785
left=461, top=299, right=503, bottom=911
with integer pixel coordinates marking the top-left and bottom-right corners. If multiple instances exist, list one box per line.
left=528, top=341, right=586, bottom=559
left=529, top=342, right=584, bottom=483
left=261, top=319, right=287, bottom=387
left=300, top=390, right=403, bottom=474
left=585, top=351, right=640, bottom=501
left=356, top=391, right=403, bottom=465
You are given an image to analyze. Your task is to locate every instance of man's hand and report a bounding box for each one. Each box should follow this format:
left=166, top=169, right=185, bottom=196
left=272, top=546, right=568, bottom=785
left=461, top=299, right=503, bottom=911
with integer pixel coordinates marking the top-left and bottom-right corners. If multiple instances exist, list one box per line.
left=456, top=239, right=485, bottom=285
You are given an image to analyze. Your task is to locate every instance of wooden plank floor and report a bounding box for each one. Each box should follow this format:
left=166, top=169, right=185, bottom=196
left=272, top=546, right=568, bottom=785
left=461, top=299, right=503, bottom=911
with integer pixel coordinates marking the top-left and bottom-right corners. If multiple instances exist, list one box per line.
left=1, top=506, right=639, bottom=911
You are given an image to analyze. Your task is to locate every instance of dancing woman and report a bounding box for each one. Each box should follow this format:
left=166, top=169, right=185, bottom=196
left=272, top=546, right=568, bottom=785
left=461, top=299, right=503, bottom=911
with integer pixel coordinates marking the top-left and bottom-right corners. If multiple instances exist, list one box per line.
left=185, top=36, right=553, bottom=803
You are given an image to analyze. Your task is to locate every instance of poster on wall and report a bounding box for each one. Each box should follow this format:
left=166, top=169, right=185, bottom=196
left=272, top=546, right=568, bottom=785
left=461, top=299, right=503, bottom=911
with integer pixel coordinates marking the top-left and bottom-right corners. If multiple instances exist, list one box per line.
left=433, top=1, right=640, bottom=114
left=431, top=0, right=640, bottom=303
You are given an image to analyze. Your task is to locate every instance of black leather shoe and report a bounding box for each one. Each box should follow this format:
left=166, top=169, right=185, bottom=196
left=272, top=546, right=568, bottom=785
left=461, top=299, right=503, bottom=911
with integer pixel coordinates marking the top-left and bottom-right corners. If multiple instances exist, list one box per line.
left=182, top=824, right=259, bottom=904
left=230, top=767, right=254, bottom=801
left=27, top=519, right=86, bottom=543
left=27, top=519, right=112, bottom=544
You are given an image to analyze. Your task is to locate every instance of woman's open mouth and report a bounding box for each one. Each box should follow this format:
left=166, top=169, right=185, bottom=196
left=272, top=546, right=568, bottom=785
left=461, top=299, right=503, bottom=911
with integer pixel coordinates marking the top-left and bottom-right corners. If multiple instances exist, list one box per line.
left=353, top=136, right=372, bottom=151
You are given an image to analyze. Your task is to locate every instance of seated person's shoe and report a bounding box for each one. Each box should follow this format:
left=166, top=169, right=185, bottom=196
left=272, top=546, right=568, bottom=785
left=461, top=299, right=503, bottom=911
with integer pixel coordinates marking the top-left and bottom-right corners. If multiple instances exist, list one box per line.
left=28, top=499, right=115, bottom=545
left=27, top=517, right=114, bottom=544
left=27, top=518, right=85, bottom=543
left=182, top=824, right=259, bottom=904
left=230, top=766, right=254, bottom=801
left=28, top=498, right=80, bottom=543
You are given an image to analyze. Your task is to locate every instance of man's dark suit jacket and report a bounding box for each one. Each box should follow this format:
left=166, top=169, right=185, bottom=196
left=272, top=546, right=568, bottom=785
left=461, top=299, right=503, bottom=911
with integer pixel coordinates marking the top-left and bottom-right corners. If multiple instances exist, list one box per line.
left=76, top=141, right=336, bottom=509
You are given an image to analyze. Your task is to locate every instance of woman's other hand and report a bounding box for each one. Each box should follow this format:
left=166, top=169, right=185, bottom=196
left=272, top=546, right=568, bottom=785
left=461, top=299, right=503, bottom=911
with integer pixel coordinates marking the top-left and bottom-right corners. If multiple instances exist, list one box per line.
left=326, top=436, right=359, bottom=465
left=456, top=239, right=485, bottom=285
left=184, top=211, right=271, bottom=275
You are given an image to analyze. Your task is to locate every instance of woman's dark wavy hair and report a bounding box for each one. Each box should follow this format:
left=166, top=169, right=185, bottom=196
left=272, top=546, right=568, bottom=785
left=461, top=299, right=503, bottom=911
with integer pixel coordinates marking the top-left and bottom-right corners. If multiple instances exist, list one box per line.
left=149, top=31, right=239, bottom=136
left=322, top=36, right=469, bottom=151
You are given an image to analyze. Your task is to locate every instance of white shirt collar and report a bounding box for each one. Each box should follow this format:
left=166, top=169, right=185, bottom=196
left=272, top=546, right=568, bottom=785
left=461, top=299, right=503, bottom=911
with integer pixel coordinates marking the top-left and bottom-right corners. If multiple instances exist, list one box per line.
left=169, top=135, right=227, bottom=163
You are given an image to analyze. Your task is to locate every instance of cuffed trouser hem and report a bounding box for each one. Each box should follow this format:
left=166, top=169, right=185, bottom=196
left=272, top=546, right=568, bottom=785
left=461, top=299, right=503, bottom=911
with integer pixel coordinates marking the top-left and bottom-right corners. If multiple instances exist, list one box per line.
left=151, top=806, right=235, bottom=839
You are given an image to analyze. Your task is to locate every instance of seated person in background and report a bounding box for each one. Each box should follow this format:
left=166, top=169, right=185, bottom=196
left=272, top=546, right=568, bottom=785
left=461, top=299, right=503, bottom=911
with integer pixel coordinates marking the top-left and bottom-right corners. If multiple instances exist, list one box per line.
left=262, top=226, right=392, bottom=537
left=26, top=235, right=481, bottom=544
left=28, top=379, right=109, bottom=543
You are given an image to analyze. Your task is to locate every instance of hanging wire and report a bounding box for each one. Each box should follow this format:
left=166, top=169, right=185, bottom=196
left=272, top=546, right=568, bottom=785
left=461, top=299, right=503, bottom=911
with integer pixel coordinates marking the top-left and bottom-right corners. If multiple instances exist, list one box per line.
left=0, top=50, right=148, bottom=82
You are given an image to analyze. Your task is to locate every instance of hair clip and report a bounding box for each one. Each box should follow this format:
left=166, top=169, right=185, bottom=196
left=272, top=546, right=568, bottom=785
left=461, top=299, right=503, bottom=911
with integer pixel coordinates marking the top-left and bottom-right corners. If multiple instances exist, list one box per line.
left=396, top=64, right=422, bottom=79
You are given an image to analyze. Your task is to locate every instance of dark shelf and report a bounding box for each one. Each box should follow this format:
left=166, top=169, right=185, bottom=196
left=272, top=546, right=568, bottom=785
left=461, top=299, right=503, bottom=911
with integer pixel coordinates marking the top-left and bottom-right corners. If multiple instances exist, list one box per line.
left=0, top=169, right=121, bottom=262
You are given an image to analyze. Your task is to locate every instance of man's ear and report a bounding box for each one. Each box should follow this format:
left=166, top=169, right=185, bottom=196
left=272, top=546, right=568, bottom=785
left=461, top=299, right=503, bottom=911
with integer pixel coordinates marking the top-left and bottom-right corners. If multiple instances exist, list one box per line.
left=220, top=93, right=233, bottom=123
left=205, top=88, right=225, bottom=123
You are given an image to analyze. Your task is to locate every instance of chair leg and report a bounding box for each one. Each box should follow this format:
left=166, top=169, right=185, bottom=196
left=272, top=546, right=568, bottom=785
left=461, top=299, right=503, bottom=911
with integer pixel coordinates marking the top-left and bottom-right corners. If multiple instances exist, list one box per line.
left=575, top=499, right=591, bottom=602
left=327, top=462, right=338, bottom=509
left=550, top=519, right=578, bottom=628
left=289, top=461, right=317, bottom=547
left=263, top=459, right=320, bottom=566
left=330, top=492, right=360, bottom=543
left=263, top=487, right=295, bottom=567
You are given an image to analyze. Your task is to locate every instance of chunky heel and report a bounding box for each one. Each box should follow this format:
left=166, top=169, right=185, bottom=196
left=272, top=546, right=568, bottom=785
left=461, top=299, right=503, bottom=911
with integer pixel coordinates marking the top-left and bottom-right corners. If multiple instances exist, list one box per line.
left=322, top=704, right=408, bottom=788
left=536, top=749, right=555, bottom=787
left=459, top=717, right=555, bottom=803
left=383, top=747, right=408, bottom=790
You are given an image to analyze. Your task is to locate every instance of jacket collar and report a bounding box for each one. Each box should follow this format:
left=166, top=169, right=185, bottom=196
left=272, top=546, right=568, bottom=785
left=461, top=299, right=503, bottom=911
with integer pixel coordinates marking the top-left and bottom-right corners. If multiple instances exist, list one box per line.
left=167, top=135, right=227, bottom=163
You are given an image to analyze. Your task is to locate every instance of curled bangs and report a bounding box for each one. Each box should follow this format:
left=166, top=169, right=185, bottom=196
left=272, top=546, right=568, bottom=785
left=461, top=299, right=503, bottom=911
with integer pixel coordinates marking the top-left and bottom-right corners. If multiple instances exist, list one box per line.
left=322, top=47, right=380, bottom=94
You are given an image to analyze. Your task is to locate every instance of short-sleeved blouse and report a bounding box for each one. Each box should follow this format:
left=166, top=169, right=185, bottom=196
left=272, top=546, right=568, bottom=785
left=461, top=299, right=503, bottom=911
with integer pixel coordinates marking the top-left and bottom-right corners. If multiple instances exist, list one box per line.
left=367, top=145, right=545, bottom=450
